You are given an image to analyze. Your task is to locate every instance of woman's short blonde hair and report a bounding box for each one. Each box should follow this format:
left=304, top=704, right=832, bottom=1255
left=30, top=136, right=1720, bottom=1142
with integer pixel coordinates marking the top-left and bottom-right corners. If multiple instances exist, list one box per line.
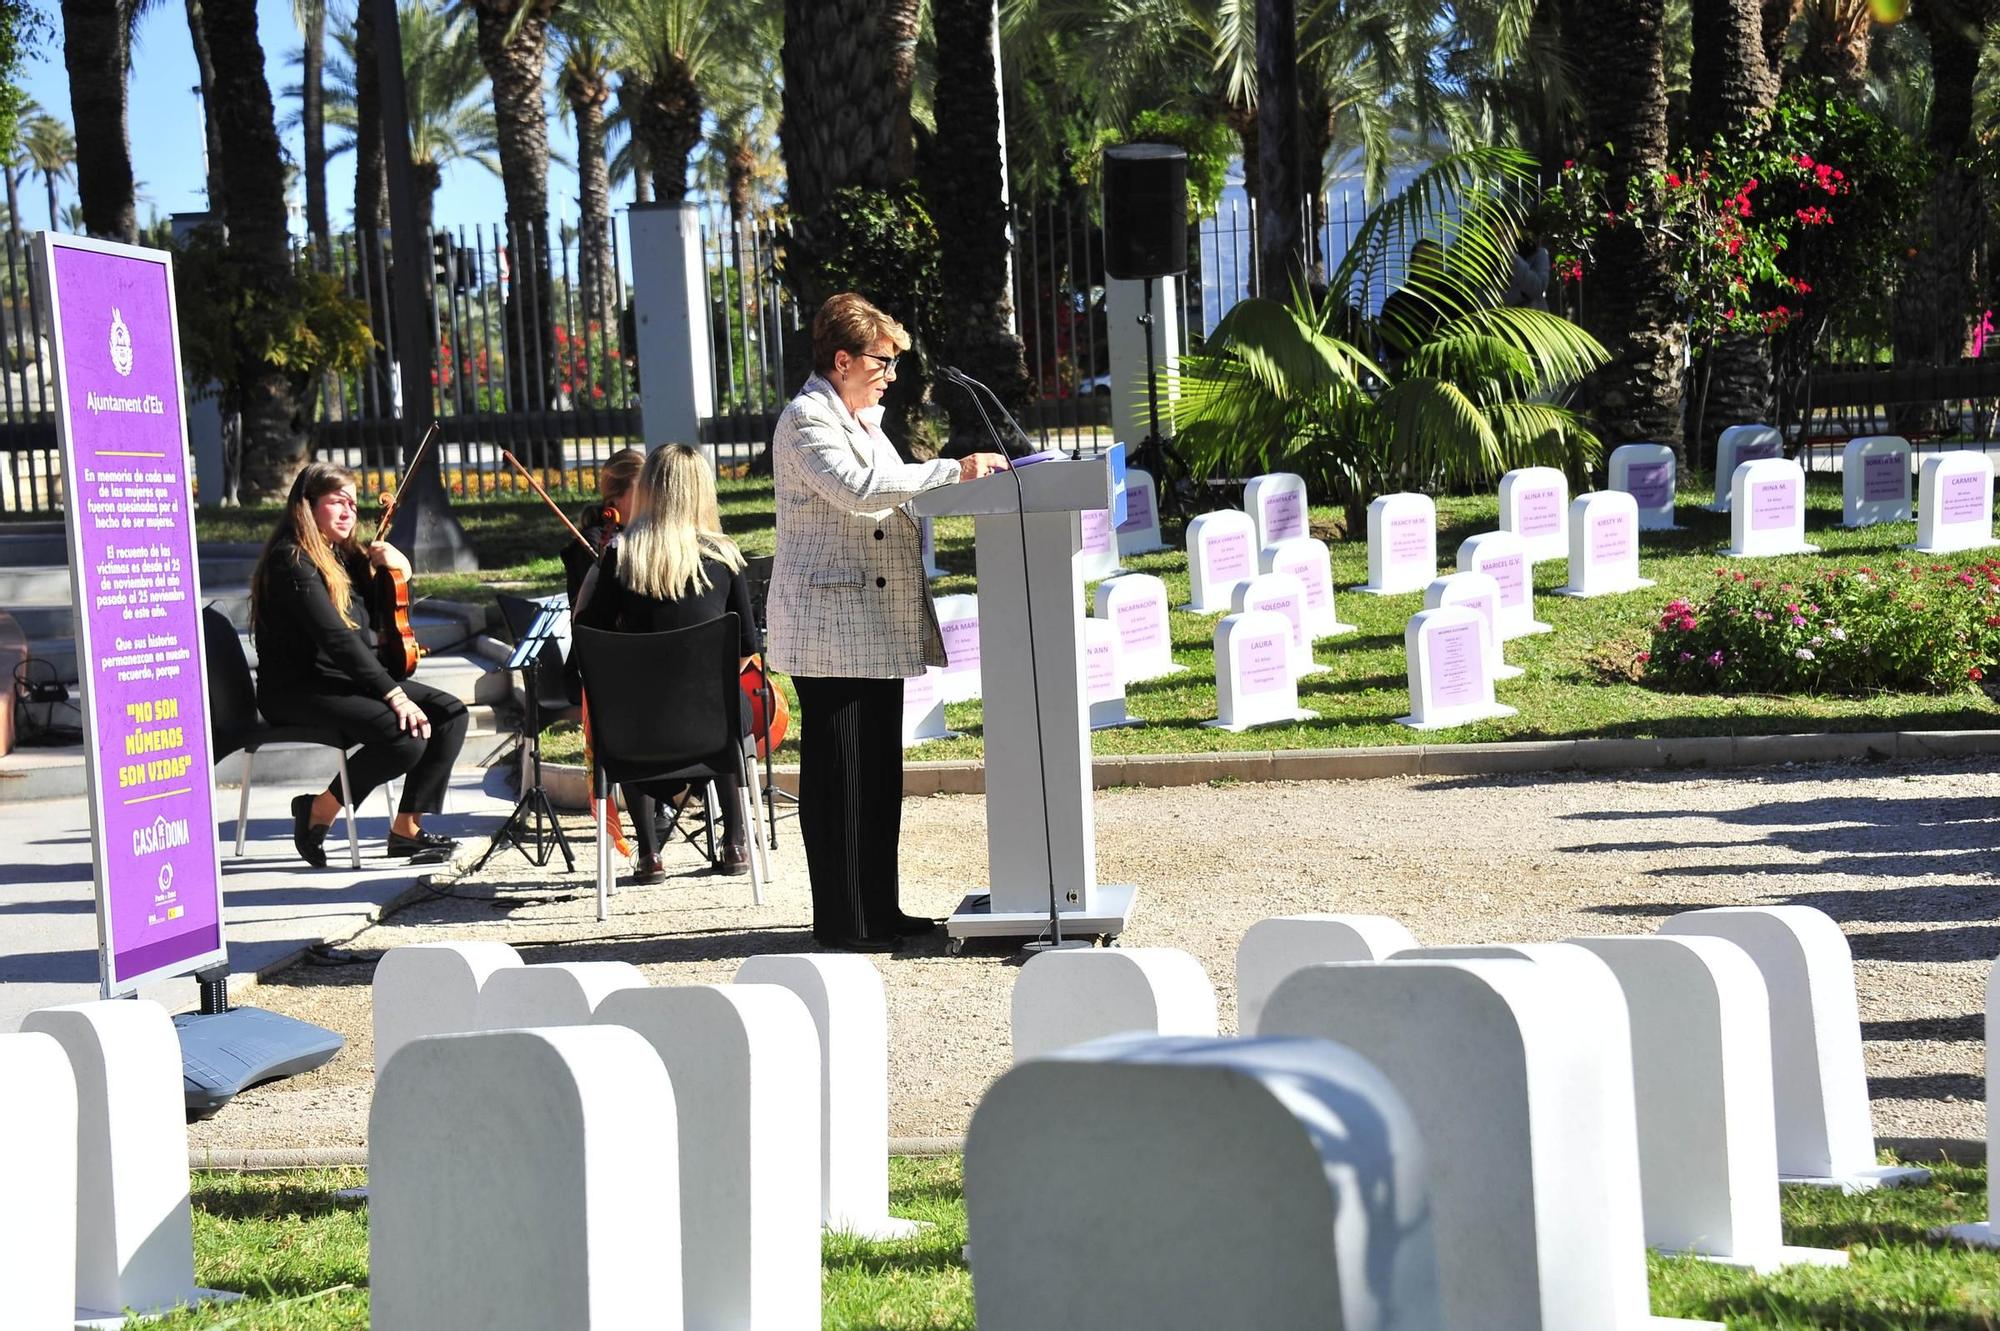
left=812, top=292, right=911, bottom=375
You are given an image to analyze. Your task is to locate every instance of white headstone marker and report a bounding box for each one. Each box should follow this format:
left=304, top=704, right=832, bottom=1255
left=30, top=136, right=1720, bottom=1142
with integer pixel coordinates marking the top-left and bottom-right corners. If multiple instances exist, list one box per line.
left=1556, top=491, right=1655, bottom=598
left=1082, top=618, right=1139, bottom=730
left=733, top=954, right=921, bottom=1239
left=1425, top=571, right=1521, bottom=681
left=1726, top=458, right=1819, bottom=558
left=475, top=961, right=648, bottom=1031
left=1077, top=504, right=1124, bottom=582
left=1913, top=451, right=1997, bottom=554
left=1115, top=467, right=1168, bottom=556
left=1244, top=471, right=1310, bottom=549
left=1935, top=956, right=2000, bottom=1249
left=371, top=1027, right=680, bottom=1331
left=374, top=941, right=524, bottom=1067
left=900, top=667, right=955, bottom=746
left=1180, top=510, right=1258, bottom=613
left=1457, top=530, right=1551, bottom=639
left=1231, top=571, right=1324, bottom=678
left=934, top=592, right=983, bottom=704
left=1261, top=537, right=1354, bottom=640
left=1609, top=443, right=1679, bottom=530
left=595, top=985, right=822, bottom=1331
left=1355, top=492, right=1437, bottom=596
left=1207, top=610, right=1317, bottom=732
left=1841, top=436, right=1912, bottom=529
left=965, top=1035, right=1442, bottom=1331
left=1399, top=605, right=1516, bottom=730
left=1233, top=914, right=1419, bottom=1035
left=1011, top=948, right=1218, bottom=1063
left=1710, top=425, right=1784, bottom=511
left=1094, top=573, right=1185, bottom=683
left=920, top=515, right=944, bottom=578
left=0, top=1031, right=77, bottom=1330
left=1662, top=906, right=1928, bottom=1191
left=1499, top=466, right=1570, bottom=564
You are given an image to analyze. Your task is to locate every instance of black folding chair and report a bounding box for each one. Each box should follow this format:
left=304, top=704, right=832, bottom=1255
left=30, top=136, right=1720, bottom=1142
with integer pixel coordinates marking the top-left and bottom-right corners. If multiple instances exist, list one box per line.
left=571, top=618, right=770, bottom=920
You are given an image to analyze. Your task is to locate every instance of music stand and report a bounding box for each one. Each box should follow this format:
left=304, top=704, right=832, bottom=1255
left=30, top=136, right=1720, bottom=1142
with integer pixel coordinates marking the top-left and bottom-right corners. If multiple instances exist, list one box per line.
left=472, top=600, right=576, bottom=872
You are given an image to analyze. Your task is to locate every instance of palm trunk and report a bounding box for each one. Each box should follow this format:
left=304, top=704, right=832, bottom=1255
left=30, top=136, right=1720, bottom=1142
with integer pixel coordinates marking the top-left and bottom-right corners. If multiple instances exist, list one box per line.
left=43, top=172, right=56, bottom=233
left=302, top=0, right=330, bottom=267
left=186, top=0, right=228, bottom=211
left=414, top=160, right=440, bottom=237
left=60, top=0, right=137, bottom=240
left=1255, top=0, right=1306, bottom=299
left=472, top=0, right=555, bottom=426
left=1761, top=0, right=1802, bottom=72
left=569, top=78, right=614, bottom=336
left=636, top=52, right=702, bottom=205
left=353, top=0, right=387, bottom=232
left=1797, top=2, right=1870, bottom=91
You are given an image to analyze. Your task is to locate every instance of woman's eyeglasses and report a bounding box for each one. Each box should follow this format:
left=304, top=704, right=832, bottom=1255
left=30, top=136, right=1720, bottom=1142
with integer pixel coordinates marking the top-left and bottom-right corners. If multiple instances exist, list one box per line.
left=858, top=352, right=900, bottom=375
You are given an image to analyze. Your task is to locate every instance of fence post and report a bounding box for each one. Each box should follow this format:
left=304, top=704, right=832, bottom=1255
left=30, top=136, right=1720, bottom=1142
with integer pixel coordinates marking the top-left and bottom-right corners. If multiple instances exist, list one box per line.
left=1106, top=276, right=1182, bottom=449
left=629, top=202, right=715, bottom=458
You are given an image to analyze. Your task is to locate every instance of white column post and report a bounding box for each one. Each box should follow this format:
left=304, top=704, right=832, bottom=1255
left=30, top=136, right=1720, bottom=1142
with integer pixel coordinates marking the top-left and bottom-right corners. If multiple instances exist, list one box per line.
left=629, top=202, right=715, bottom=460
left=1106, top=276, right=1181, bottom=447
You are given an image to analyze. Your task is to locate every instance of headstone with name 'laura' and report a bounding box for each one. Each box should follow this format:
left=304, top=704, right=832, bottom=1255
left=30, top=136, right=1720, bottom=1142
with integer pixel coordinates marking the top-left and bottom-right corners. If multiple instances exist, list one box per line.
left=1711, top=425, right=1785, bottom=512
left=1499, top=466, right=1570, bottom=564
left=1115, top=467, right=1169, bottom=556
left=1355, top=493, right=1437, bottom=596
left=1912, top=451, right=1997, bottom=555
left=1083, top=618, right=1139, bottom=730
left=1207, top=610, right=1316, bottom=732
left=934, top=593, right=983, bottom=704
left=1609, top=443, right=1679, bottom=531
left=1231, top=572, right=1325, bottom=679
left=1094, top=574, right=1185, bottom=683
left=1425, top=571, right=1521, bottom=681
left=1076, top=504, right=1124, bottom=582
left=1457, top=530, right=1550, bottom=640
left=1726, top=459, right=1819, bottom=559
left=1556, top=492, right=1655, bottom=599
left=901, top=668, right=956, bottom=747
left=1180, top=510, right=1259, bottom=613
left=1261, top=538, right=1355, bottom=640
left=1841, top=436, right=1912, bottom=529
left=1398, top=606, right=1516, bottom=730
left=1244, top=472, right=1310, bottom=550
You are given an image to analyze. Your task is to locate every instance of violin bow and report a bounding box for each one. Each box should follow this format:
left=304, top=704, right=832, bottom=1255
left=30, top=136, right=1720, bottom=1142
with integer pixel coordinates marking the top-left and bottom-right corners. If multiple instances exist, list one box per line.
left=500, top=448, right=602, bottom=558
left=374, top=421, right=443, bottom=542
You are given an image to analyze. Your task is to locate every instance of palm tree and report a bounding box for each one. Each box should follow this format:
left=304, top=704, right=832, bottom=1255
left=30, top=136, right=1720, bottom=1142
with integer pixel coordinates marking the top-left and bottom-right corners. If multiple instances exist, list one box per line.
left=353, top=0, right=387, bottom=231
left=22, top=114, right=74, bottom=234
left=782, top=0, right=921, bottom=230
left=294, top=0, right=331, bottom=264
left=0, top=98, right=31, bottom=263
left=1258, top=0, right=1307, bottom=293
left=187, top=0, right=228, bottom=209
left=553, top=16, right=617, bottom=333
left=1892, top=0, right=1989, bottom=376
left=610, top=74, right=654, bottom=202
left=1795, top=0, right=1875, bottom=89
left=60, top=0, right=137, bottom=240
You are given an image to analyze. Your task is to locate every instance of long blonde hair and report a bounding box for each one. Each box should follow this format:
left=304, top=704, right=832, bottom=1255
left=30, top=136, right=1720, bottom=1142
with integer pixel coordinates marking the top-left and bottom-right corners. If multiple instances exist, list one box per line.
left=616, top=445, right=744, bottom=600
left=251, top=462, right=367, bottom=629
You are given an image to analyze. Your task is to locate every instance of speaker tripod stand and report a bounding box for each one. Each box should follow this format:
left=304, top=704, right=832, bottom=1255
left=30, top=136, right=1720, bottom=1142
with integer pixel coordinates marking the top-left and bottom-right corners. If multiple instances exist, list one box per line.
left=473, top=601, right=575, bottom=872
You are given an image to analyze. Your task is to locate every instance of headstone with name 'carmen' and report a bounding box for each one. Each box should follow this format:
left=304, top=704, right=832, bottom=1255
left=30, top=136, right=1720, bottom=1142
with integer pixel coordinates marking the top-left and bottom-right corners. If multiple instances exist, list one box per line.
left=1083, top=617, right=1139, bottom=730
left=901, top=668, right=956, bottom=747
left=1727, top=458, right=1819, bottom=559
left=1711, top=425, right=1785, bottom=512
left=1207, top=610, right=1316, bottom=732
left=1076, top=504, right=1124, bottom=582
left=1181, top=510, right=1259, bottom=613
left=1499, top=466, right=1570, bottom=564
left=1243, top=472, right=1310, bottom=550
left=1231, top=572, right=1325, bottom=679
left=1609, top=443, right=1680, bottom=531
left=1261, top=538, right=1355, bottom=641
left=920, top=516, right=944, bottom=579
left=1425, top=571, right=1522, bottom=682
left=1912, top=451, right=1997, bottom=555
left=1399, top=605, right=1516, bottom=731
left=1457, top=530, right=1550, bottom=640
left=1094, top=573, right=1185, bottom=683
left=1556, top=492, right=1655, bottom=599
left=934, top=593, right=982, bottom=704
left=1841, top=436, right=1912, bottom=529
left=1115, top=467, right=1169, bottom=556
left=1355, top=492, right=1437, bottom=596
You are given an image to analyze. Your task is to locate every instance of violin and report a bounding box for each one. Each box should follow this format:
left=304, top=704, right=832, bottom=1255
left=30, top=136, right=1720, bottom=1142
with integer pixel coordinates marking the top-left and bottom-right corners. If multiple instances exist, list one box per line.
left=369, top=423, right=441, bottom=681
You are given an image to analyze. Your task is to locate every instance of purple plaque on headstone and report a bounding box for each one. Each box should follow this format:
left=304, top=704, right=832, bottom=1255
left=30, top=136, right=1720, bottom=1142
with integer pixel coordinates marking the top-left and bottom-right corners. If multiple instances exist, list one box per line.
left=1750, top=479, right=1798, bottom=532
left=1738, top=439, right=1782, bottom=464
left=1862, top=452, right=1906, bottom=503
left=905, top=669, right=936, bottom=712
left=1206, top=531, right=1253, bottom=583
left=1249, top=591, right=1304, bottom=647
left=1483, top=552, right=1526, bottom=610
left=942, top=616, right=980, bottom=673
left=1429, top=621, right=1483, bottom=709
left=1114, top=597, right=1164, bottom=654
left=1239, top=633, right=1290, bottom=696
left=1263, top=490, right=1305, bottom=542
left=1516, top=487, right=1562, bottom=537
left=1590, top=513, right=1633, bottom=565
left=1080, top=506, right=1113, bottom=554
left=1388, top=514, right=1430, bottom=566
left=1466, top=594, right=1497, bottom=639
left=1277, top=553, right=1329, bottom=611
left=1625, top=462, right=1672, bottom=510
left=1941, top=470, right=1987, bottom=525
left=1086, top=637, right=1118, bottom=702
left=1117, top=480, right=1155, bottom=533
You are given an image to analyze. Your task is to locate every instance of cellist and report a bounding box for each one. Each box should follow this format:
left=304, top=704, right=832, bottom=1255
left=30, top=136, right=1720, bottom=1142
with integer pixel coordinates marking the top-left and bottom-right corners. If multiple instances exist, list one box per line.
left=250, top=462, right=468, bottom=868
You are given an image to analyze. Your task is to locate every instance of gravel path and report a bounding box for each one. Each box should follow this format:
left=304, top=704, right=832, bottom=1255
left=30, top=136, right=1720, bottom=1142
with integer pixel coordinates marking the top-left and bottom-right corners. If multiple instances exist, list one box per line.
left=188, top=755, right=2000, bottom=1152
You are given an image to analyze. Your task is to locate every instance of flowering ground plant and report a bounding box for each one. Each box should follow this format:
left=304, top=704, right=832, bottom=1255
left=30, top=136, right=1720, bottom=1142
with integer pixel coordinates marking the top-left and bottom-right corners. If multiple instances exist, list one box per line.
left=1641, top=561, right=2000, bottom=695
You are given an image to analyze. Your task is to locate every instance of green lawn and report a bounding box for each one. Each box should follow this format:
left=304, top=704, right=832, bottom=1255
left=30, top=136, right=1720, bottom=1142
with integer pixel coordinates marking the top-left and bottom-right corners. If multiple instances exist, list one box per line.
left=150, top=1155, right=2000, bottom=1329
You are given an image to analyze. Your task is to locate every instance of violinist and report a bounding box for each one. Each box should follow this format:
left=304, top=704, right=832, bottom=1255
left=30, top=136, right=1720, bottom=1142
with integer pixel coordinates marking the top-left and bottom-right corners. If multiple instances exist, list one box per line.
left=562, top=446, right=644, bottom=609
left=250, top=462, right=469, bottom=868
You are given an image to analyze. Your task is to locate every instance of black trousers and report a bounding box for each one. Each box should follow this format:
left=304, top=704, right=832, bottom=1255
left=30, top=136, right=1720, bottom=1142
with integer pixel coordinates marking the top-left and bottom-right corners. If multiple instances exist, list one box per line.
left=259, top=677, right=469, bottom=815
left=794, top=675, right=905, bottom=941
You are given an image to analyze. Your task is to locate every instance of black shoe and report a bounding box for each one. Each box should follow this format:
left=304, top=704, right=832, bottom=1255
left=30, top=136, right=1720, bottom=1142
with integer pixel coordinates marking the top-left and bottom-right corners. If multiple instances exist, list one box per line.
left=815, top=934, right=901, bottom=953
left=890, top=913, right=939, bottom=937
left=714, top=842, right=751, bottom=876
left=290, top=794, right=329, bottom=869
left=626, top=855, right=667, bottom=887
left=386, top=829, right=458, bottom=863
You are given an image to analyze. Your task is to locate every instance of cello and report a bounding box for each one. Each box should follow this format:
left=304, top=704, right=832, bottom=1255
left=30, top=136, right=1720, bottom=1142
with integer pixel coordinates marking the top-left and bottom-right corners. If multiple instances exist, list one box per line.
left=369, top=423, right=441, bottom=681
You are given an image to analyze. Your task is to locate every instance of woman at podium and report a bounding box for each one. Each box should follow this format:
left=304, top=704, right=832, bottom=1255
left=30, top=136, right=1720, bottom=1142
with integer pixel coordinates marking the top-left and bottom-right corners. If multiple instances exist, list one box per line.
left=767, top=292, right=1008, bottom=952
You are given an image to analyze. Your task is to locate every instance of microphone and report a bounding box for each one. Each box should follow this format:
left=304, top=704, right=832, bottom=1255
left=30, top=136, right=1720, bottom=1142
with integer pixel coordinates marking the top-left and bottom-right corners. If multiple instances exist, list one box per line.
left=941, top=365, right=1039, bottom=460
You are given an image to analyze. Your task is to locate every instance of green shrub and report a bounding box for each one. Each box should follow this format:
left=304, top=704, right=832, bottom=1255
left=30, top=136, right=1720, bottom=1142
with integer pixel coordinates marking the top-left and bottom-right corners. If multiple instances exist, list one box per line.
left=1642, top=560, right=2000, bottom=695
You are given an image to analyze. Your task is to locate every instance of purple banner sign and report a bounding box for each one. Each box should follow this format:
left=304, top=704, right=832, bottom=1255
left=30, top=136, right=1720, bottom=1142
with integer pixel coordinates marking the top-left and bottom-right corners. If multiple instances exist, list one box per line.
left=1940, top=469, right=1988, bottom=526
left=46, top=236, right=224, bottom=996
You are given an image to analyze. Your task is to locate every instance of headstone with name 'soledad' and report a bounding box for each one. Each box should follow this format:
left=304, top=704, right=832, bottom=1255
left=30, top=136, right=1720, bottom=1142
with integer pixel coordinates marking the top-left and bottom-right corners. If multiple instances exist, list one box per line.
left=1841, top=436, right=1912, bottom=529
left=901, top=667, right=954, bottom=747
left=1355, top=492, right=1438, bottom=596
left=1609, top=443, right=1679, bottom=530
left=1556, top=492, right=1654, bottom=598
left=1011, top=948, right=1219, bottom=1063
left=1231, top=572, right=1324, bottom=678
left=1094, top=574, right=1185, bottom=683
left=0, top=1031, right=77, bottom=1330
left=920, top=516, right=944, bottom=579
left=475, top=961, right=648, bottom=1031
left=1912, top=451, right=1997, bottom=555
left=1116, top=467, right=1169, bottom=556
left=1935, top=957, right=2000, bottom=1249
left=1399, top=605, right=1516, bottom=730
left=1233, top=914, right=1420, bottom=1035
left=1498, top=466, right=1570, bottom=564
left=1077, top=503, right=1123, bottom=582
left=1726, top=458, right=1819, bottom=559
left=371, top=1027, right=680, bottom=1331
left=1208, top=610, right=1317, bottom=732
left=1261, top=538, right=1356, bottom=640
left=1661, top=906, right=1929, bottom=1192
left=374, top=941, right=524, bottom=1068
left=1244, top=472, right=1311, bottom=549
left=934, top=593, right=982, bottom=704
left=1457, top=530, right=1551, bottom=639
left=1181, top=509, right=1259, bottom=613
left=1425, top=571, right=1521, bottom=681
left=964, top=1035, right=1443, bottom=1331
left=1711, top=425, right=1784, bottom=512
left=1083, top=618, right=1139, bottom=730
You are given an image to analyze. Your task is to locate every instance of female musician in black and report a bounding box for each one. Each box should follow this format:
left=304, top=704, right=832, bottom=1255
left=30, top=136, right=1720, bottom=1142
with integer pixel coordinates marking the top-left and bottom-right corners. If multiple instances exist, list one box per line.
left=251, top=462, right=469, bottom=867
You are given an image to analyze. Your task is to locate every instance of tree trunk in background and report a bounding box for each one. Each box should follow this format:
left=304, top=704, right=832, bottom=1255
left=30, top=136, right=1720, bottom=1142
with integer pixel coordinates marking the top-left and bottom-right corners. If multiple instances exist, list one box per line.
left=1570, top=0, right=1686, bottom=453
left=1256, top=0, right=1306, bottom=301
left=1224, top=102, right=1261, bottom=293
left=567, top=70, right=615, bottom=337
left=634, top=53, right=702, bottom=205
left=301, top=0, right=330, bottom=266
left=1797, top=0, right=1871, bottom=90
left=353, top=0, right=387, bottom=232
left=186, top=0, right=228, bottom=212
left=1302, top=84, right=1334, bottom=285
left=1761, top=0, right=1804, bottom=71
left=199, top=0, right=305, bottom=498
left=928, top=0, right=1028, bottom=453
left=61, top=0, right=137, bottom=240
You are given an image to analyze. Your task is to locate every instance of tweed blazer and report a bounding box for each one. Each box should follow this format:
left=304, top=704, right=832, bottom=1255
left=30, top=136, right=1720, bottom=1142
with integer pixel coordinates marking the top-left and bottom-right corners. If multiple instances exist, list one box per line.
left=767, top=375, right=961, bottom=679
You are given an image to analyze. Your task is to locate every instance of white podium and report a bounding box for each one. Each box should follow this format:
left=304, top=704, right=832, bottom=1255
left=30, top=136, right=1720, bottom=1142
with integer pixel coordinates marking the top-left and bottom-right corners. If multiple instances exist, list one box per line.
left=915, top=459, right=1138, bottom=949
